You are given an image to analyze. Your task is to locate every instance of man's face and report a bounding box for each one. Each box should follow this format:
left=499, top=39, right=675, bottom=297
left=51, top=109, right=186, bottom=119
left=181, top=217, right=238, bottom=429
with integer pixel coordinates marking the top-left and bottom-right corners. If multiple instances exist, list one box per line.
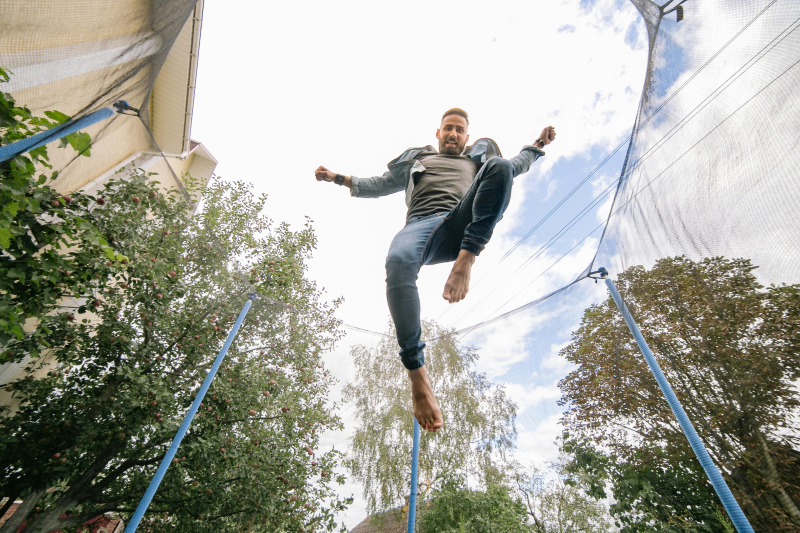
left=436, top=114, right=469, bottom=155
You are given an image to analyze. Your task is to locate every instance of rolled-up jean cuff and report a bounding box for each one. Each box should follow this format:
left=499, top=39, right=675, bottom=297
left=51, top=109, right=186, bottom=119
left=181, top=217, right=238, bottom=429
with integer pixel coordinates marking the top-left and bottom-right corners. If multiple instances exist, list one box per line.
left=400, top=344, right=425, bottom=370
left=401, top=357, right=425, bottom=371
left=461, top=240, right=483, bottom=256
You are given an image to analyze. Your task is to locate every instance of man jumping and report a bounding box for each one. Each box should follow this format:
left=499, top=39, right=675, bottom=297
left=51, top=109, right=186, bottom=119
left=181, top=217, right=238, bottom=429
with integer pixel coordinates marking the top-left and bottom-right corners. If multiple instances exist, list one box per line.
left=315, top=108, right=555, bottom=432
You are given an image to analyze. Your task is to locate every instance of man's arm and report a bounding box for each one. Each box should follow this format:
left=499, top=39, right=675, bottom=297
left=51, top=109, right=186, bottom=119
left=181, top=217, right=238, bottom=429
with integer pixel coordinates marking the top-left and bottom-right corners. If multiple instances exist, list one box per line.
left=314, top=166, right=405, bottom=198
left=507, top=126, right=557, bottom=177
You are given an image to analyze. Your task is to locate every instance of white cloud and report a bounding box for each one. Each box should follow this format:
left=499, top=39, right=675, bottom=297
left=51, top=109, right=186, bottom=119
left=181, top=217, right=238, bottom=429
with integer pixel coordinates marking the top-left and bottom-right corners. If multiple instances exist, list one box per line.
left=503, top=381, right=563, bottom=416
left=513, top=414, right=565, bottom=467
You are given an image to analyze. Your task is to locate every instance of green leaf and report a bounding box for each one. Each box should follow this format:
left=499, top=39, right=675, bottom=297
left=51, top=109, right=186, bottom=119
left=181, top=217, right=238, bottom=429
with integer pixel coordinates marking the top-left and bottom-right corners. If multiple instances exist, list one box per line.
left=60, top=131, right=91, bottom=157
left=3, top=201, right=18, bottom=218
left=0, top=225, right=11, bottom=249
left=44, top=110, right=71, bottom=124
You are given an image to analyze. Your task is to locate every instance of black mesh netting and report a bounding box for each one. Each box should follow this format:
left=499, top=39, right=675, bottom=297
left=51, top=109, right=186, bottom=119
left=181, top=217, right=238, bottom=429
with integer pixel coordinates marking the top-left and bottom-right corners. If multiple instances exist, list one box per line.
left=1, top=0, right=799, bottom=531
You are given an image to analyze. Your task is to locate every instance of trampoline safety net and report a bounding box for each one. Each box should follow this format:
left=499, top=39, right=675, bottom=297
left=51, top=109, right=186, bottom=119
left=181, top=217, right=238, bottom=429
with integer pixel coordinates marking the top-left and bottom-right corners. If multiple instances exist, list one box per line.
left=0, top=0, right=799, bottom=532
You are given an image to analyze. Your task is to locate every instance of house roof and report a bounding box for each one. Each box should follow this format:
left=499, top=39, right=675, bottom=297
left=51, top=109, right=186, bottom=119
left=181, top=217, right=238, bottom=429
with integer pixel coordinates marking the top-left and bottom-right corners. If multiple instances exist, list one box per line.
left=349, top=510, right=408, bottom=533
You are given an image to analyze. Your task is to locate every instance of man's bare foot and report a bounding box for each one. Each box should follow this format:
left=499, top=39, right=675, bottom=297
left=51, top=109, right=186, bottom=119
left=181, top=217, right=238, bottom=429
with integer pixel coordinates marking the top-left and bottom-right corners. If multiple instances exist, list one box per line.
left=443, top=249, right=476, bottom=303
left=408, top=366, right=444, bottom=432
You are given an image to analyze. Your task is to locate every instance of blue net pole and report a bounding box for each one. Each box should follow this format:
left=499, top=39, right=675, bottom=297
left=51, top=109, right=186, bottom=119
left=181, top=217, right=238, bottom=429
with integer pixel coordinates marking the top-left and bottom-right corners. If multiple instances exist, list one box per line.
left=0, top=107, right=115, bottom=163
left=407, top=418, right=420, bottom=533
left=123, top=294, right=256, bottom=533
left=600, top=269, right=754, bottom=533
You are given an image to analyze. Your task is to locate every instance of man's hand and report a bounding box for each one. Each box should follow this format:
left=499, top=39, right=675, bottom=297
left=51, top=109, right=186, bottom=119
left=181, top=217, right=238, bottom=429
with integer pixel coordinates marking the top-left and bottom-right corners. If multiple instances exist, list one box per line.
left=536, top=126, right=556, bottom=148
left=315, top=166, right=352, bottom=188
left=315, top=166, right=336, bottom=182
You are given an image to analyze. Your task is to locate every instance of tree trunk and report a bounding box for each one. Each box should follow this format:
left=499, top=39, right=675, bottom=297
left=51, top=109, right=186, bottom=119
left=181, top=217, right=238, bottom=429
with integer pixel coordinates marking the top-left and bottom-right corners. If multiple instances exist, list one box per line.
left=23, top=442, right=122, bottom=533
left=240, top=513, right=256, bottom=533
left=754, top=430, right=800, bottom=522
left=0, top=488, right=45, bottom=533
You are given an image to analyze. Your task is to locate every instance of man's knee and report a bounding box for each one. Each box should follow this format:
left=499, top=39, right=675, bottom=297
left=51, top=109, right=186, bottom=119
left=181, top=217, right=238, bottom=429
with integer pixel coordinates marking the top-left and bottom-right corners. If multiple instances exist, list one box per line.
left=485, top=156, right=513, bottom=175
left=385, top=251, right=420, bottom=284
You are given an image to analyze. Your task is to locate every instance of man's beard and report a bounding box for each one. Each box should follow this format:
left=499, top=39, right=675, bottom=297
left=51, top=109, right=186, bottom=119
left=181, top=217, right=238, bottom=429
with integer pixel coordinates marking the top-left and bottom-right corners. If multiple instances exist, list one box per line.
left=439, top=139, right=464, bottom=155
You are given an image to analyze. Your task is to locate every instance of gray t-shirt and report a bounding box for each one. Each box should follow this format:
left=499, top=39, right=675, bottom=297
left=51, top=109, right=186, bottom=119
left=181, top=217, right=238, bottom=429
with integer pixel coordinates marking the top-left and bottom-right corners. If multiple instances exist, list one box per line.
left=406, top=153, right=478, bottom=221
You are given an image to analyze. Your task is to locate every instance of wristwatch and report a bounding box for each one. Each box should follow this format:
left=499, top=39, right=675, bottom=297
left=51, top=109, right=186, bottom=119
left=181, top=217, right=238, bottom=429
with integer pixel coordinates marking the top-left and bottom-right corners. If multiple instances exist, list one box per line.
left=535, top=139, right=545, bottom=149
left=334, top=174, right=345, bottom=186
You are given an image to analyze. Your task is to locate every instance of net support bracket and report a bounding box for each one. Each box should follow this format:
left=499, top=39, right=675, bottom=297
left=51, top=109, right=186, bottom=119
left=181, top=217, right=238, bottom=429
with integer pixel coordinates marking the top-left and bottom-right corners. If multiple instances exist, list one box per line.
left=407, top=418, right=420, bottom=533
left=598, top=267, right=754, bottom=533
left=123, top=295, right=255, bottom=533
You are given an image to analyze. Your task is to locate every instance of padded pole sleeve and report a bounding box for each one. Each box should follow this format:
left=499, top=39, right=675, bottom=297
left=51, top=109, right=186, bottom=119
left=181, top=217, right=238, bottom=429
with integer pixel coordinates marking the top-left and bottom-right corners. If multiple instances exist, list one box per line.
left=123, top=295, right=255, bottom=533
left=0, top=107, right=114, bottom=163
left=603, top=272, right=754, bottom=533
left=407, top=418, right=420, bottom=533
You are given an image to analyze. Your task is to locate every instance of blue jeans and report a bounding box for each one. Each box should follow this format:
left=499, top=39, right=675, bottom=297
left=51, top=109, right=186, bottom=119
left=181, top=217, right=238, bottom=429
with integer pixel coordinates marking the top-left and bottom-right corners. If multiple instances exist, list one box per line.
left=385, top=157, right=514, bottom=370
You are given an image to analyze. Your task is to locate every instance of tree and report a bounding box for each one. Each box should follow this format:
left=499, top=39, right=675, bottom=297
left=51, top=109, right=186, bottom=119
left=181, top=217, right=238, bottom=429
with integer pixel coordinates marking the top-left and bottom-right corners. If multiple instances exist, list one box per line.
left=0, top=74, right=350, bottom=532
left=558, top=256, right=800, bottom=531
left=512, top=459, right=614, bottom=533
left=418, top=477, right=532, bottom=533
left=0, top=65, right=103, bottom=348
left=343, top=321, right=518, bottom=515
left=562, top=432, right=732, bottom=533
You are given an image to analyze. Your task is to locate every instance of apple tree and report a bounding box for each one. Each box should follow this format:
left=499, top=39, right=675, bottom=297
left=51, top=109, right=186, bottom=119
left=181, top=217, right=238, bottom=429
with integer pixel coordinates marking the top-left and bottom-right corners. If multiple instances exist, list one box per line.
left=0, top=73, right=350, bottom=532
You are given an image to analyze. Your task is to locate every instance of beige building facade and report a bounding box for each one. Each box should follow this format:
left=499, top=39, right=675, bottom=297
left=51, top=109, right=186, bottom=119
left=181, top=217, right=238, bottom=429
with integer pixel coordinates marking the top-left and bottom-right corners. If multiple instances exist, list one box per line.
left=0, top=0, right=217, bottom=412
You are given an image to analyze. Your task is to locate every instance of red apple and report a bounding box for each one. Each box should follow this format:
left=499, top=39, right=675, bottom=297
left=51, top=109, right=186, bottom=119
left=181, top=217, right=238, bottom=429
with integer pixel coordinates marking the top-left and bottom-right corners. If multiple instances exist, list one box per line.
left=96, top=198, right=106, bottom=205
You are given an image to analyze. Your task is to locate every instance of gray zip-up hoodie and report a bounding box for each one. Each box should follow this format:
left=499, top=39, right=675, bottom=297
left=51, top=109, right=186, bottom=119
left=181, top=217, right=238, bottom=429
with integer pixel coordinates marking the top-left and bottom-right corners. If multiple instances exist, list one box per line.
left=349, top=138, right=545, bottom=206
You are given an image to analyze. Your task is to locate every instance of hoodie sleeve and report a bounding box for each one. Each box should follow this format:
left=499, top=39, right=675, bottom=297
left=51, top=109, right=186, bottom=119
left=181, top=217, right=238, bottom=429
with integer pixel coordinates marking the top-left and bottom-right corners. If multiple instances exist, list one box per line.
left=508, top=145, right=545, bottom=177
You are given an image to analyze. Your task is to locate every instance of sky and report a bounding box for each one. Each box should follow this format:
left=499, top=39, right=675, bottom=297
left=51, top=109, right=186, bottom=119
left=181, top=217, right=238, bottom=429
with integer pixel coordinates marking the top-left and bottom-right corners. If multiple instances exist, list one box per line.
left=191, top=0, right=651, bottom=528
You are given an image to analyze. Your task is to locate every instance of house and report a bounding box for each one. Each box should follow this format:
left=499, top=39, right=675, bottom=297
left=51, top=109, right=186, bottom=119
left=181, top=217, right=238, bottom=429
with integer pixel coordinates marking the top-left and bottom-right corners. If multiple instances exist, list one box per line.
left=0, top=1, right=217, bottom=529
left=0, top=502, right=124, bottom=533
left=349, top=509, right=409, bottom=533
left=0, top=0, right=217, bottom=414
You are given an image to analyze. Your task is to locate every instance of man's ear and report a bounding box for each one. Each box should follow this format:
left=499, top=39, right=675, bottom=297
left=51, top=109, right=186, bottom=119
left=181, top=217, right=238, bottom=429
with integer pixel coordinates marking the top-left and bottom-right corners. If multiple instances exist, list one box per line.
left=436, top=128, right=441, bottom=140
left=465, top=133, right=470, bottom=145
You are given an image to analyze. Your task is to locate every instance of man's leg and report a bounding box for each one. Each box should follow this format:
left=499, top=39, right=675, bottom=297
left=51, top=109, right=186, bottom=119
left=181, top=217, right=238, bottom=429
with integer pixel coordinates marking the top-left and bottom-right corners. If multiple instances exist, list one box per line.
left=442, top=157, right=515, bottom=303
left=385, top=214, right=447, bottom=432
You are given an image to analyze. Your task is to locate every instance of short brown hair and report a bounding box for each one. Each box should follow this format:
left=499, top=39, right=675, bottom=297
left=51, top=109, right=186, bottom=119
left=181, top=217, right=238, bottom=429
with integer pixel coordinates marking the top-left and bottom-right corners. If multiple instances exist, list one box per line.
left=442, top=108, right=469, bottom=125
